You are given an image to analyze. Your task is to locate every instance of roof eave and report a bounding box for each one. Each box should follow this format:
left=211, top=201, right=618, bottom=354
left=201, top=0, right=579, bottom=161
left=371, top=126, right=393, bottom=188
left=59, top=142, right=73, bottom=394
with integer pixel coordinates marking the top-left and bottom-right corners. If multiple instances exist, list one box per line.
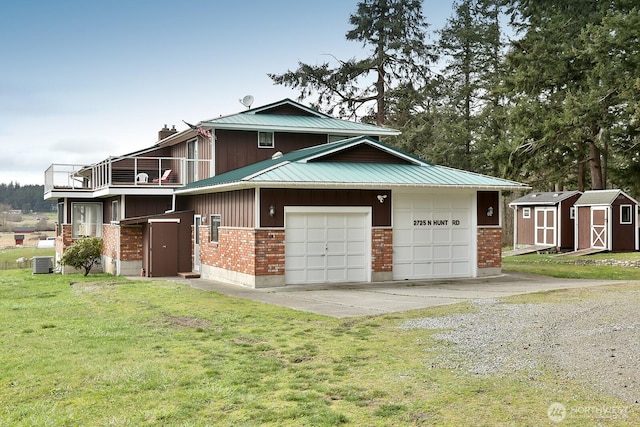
left=176, top=181, right=528, bottom=195
left=199, top=122, right=400, bottom=136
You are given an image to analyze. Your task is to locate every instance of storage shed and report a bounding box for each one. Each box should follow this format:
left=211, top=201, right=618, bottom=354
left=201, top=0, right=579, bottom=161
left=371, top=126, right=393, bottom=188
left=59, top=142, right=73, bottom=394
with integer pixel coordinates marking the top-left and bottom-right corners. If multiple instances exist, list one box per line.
left=573, top=190, right=639, bottom=252
left=509, top=191, right=582, bottom=251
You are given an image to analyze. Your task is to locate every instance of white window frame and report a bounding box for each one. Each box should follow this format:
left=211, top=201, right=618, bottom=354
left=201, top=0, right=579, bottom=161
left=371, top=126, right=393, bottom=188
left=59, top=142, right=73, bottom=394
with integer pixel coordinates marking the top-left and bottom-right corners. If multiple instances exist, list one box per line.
left=258, top=131, right=274, bottom=148
left=620, top=204, right=632, bottom=224
left=522, top=207, right=531, bottom=219
left=111, top=200, right=119, bottom=223
left=71, top=202, right=103, bottom=238
left=210, top=214, right=221, bottom=243
left=57, top=201, right=64, bottom=236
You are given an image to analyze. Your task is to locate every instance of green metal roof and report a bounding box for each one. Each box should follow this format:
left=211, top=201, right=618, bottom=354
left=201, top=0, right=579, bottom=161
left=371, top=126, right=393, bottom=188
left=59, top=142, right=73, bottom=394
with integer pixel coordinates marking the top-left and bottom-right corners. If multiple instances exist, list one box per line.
left=176, top=136, right=527, bottom=194
left=250, top=162, right=524, bottom=187
left=200, top=99, right=400, bottom=136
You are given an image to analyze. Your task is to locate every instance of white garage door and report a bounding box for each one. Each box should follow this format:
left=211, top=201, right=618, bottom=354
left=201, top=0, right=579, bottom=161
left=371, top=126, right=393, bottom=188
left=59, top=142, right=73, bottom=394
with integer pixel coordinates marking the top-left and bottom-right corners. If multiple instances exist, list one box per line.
left=285, top=208, right=370, bottom=284
left=393, top=192, right=472, bottom=280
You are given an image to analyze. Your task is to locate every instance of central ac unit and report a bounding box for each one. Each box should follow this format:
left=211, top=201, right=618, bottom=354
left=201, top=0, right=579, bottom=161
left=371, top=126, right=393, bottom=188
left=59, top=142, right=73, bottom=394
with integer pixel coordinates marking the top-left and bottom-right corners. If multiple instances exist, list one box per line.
left=33, top=256, right=54, bottom=274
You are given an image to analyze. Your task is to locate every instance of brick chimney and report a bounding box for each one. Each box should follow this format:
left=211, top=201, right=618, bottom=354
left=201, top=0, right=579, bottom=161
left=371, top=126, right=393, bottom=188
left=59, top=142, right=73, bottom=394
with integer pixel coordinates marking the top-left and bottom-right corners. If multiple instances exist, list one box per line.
left=158, top=124, right=177, bottom=141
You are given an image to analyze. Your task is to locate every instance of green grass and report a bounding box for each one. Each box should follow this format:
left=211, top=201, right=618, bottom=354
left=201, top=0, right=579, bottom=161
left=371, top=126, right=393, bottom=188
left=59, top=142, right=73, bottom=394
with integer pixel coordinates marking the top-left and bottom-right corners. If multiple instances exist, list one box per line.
left=1, top=270, right=638, bottom=426
left=503, top=251, right=640, bottom=280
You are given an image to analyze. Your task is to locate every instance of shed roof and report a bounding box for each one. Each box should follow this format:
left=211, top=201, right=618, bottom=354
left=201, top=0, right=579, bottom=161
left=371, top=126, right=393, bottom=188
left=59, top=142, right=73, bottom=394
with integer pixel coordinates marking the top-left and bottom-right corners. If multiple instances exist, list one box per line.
left=574, top=189, right=639, bottom=206
left=509, top=191, right=582, bottom=206
left=176, top=136, right=528, bottom=195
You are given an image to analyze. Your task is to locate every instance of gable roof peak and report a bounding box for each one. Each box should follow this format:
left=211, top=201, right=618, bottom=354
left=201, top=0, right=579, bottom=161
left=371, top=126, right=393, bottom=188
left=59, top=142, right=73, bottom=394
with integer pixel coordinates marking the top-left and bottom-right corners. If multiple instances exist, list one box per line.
left=241, top=98, right=332, bottom=118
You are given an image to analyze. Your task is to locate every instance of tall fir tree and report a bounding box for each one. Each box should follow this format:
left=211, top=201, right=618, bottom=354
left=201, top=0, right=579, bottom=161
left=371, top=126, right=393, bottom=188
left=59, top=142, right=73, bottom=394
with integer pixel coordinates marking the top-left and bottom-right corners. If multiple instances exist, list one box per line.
left=269, top=0, right=434, bottom=125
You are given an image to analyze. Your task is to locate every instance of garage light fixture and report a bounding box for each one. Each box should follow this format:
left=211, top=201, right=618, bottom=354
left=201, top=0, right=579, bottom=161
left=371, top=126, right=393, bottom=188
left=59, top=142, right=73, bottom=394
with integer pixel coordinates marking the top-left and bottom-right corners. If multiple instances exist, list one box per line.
left=377, top=194, right=387, bottom=203
left=487, top=206, right=494, bottom=217
left=269, top=205, right=276, bottom=217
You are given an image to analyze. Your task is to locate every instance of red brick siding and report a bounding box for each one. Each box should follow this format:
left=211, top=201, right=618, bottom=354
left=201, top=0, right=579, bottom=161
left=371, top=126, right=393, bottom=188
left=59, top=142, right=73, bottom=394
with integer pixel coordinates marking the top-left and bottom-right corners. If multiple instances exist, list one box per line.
left=56, top=224, right=73, bottom=254
left=96, top=224, right=143, bottom=262
left=102, top=224, right=119, bottom=259
left=120, top=226, right=143, bottom=261
left=255, top=230, right=285, bottom=275
left=477, top=227, right=502, bottom=269
left=372, top=228, right=393, bottom=272
left=197, top=227, right=284, bottom=277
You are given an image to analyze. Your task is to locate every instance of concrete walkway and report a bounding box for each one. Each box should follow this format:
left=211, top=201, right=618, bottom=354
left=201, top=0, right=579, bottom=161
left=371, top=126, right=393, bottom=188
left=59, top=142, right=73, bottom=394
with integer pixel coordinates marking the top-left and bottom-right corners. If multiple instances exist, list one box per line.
left=167, top=272, right=628, bottom=318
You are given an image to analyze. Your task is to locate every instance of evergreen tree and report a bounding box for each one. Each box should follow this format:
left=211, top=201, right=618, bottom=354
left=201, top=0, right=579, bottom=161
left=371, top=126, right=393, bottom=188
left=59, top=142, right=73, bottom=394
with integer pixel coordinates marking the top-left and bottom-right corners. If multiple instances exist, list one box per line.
left=502, top=0, right=638, bottom=191
left=269, top=0, right=435, bottom=125
left=435, top=0, right=505, bottom=172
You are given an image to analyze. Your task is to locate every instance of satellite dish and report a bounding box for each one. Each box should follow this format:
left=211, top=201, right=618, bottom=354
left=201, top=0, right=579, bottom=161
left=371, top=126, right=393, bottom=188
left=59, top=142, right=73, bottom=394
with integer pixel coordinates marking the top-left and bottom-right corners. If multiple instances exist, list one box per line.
left=239, top=95, right=254, bottom=108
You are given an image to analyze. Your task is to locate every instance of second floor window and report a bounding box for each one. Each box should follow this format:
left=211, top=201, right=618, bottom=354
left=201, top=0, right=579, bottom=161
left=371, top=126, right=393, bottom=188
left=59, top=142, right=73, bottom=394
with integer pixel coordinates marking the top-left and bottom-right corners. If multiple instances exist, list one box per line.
left=258, top=132, right=274, bottom=148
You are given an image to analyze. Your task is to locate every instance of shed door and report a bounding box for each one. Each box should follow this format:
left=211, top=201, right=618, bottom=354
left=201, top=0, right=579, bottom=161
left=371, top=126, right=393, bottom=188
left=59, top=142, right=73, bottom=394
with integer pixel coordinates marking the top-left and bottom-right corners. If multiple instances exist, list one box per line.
left=149, top=221, right=179, bottom=277
left=393, top=192, right=472, bottom=280
left=534, top=207, right=556, bottom=246
left=591, top=207, right=608, bottom=249
left=285, top=208, right=370, bottom=284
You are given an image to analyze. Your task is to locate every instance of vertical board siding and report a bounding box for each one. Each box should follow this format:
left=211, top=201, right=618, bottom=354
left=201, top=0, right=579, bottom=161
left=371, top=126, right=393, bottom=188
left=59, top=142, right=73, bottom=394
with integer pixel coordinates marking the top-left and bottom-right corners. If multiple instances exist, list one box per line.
left=315, top=144, right=411, bottom=164
left=215, top=129, right=326, bottom=174
left=516, top=208, right=534, bottom=245
left=577, top=206, right=591, bottom=250
left=559, top=195, right=581, bottom=249
left=612, top=196, right=636, bottom=251
left=187, top=189, right=255, bottom=227
left=477, top=191, right=500, bottom=226
left=260, top=188, right=391, bottom=227
left=125, top=196, right=173, bottom=218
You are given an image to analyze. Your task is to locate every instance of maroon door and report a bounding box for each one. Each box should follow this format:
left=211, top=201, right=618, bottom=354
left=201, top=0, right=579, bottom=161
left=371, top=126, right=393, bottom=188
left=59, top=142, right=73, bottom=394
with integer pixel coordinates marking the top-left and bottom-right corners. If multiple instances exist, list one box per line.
left=149, top=221, right=179, bottom=277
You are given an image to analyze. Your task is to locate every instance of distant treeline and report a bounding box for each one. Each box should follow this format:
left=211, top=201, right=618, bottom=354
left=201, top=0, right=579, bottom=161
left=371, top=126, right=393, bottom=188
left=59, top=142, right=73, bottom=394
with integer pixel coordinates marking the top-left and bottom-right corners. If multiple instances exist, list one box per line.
left=0, top=183, right=53, bottom=213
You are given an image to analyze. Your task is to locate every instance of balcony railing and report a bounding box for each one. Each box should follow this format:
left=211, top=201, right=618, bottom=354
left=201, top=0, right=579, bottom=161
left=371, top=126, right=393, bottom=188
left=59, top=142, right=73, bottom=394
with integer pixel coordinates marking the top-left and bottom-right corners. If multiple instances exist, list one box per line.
left=45, top=157, right=212, bottom=194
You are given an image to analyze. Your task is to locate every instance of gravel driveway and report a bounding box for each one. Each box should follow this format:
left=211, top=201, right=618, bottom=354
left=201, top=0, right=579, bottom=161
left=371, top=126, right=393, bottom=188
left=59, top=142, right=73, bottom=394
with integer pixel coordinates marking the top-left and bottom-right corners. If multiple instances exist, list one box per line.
left=401, top=283, right=640, bottom=405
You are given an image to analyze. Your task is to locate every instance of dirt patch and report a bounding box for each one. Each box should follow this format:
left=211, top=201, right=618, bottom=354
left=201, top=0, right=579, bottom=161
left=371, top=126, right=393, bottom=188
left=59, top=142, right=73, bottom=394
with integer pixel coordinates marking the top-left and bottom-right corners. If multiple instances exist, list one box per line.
left=164, top=314, right=211, bottom=329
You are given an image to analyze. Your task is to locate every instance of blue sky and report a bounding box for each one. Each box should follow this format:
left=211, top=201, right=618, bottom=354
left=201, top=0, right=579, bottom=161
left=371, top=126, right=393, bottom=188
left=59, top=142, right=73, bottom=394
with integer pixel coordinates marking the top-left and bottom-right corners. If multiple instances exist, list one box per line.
left=0, top=0, right=453, bottom=186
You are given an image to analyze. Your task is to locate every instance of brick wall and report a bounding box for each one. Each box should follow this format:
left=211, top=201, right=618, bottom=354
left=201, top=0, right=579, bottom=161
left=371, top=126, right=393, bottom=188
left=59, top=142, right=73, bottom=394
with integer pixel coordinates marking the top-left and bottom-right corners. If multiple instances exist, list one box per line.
left=198, top=227, right=286, bottom=277
left=200, top=227, right=255, bottom=275
left=120, top=225, right=143, bottom=261
left=372, top=228, right=393, bottom=272
left=95, top=224, right=143, bottom=262
left=477, top=227, right=502, bottom=269
left=255, top=230, right=285, bottom=275
left=102, top=224, right=119, bottom=259
left=56, top=224, right=73, bottom=256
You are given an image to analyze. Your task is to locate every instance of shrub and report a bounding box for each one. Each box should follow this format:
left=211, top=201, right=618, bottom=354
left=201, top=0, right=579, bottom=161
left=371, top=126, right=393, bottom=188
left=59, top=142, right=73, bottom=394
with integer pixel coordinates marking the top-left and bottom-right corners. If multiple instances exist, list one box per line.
left=60, top=237, right=103, bottom=276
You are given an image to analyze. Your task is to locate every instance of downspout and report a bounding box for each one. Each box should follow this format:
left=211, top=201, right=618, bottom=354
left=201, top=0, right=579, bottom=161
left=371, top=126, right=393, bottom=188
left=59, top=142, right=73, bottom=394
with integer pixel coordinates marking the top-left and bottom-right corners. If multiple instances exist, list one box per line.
left=636, top=203, right=639, bottom=251
left=165, top=194, right=176, bottom=213
left=512, top=206, right=518, bottom=249
left=574, top=206, right=579, bottom=251
left=607, top=206, right=613, bottom=251
left=556, top=204, right=561, bottom=250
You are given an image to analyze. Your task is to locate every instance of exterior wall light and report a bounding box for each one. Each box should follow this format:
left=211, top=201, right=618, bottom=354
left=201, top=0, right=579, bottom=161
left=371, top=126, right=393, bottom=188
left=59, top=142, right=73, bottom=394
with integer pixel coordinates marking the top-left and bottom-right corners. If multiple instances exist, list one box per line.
left=487, top=206, right=494, bottom=217
left=269, top=205, right=276, bottom=217
left=377, top=194, right=388, bottom=203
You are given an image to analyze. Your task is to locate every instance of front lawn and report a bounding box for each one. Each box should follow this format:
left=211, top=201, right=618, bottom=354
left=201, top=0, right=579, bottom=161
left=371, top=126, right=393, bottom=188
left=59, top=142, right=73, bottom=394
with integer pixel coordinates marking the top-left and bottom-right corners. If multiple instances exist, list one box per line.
left=1, top=270, right=637, bottom=426
left=502, top=251, right=640, bottom=280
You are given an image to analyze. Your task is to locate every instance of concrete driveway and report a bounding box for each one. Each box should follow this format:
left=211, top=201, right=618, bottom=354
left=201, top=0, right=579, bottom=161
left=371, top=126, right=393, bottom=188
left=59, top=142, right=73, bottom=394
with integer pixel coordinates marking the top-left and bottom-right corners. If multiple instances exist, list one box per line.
left=184, top=272, right=627, bottom=318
